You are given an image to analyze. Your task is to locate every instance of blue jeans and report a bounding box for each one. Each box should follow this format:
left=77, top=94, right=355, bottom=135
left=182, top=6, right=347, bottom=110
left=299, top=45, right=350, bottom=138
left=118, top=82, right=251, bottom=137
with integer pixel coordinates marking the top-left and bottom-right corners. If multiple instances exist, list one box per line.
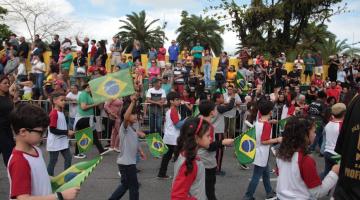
left=34, top=73, right=44, bottom=95
left=109, top=164, right=139, bottom=200
left=244, top=164, right=273, bottom=199
left=320, top=152, right=337, bottom=180
left=68, top=117, right=75, bottom=130
left=149, top=108, right=162, bottom=134
left=310, top=120, right=324, bottom=151
left=47, top=148, right=72, bottom=176
left=204, top=63, right=211, bottom=87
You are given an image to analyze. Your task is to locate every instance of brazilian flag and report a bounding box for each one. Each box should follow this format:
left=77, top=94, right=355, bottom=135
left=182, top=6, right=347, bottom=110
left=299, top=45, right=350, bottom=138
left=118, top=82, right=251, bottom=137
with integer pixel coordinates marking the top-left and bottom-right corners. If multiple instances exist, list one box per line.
left=145, top=133, right=168, bottom=157
left=234, top=71, right=249, bottom=95
left=51, top=157, right=103, bottom=192
left=192, top=105, right=200, bottom=117
left=234, top=128, right=256, bottom=164
left=278, top=117, right=290, bottom=132
left=89, top=68, right=135, bottom=104
left=75, top=127, right=93, bottom=153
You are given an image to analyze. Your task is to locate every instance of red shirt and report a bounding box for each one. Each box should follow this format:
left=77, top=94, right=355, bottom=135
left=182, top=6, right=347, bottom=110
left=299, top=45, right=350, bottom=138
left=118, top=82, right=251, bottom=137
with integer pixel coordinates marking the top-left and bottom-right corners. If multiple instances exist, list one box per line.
left=158, top=47, right=166, bottom=61
left=327, top=88, right=341, bottom=102
left=311, top=78, right=324, bottom=88
left=90, top=45, right=97, bottom=58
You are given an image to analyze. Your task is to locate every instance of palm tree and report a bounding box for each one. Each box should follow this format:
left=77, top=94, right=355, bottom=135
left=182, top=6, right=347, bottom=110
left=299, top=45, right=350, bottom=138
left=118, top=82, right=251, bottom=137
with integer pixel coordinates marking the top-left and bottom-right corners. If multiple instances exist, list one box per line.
left=117, top=10, right=166, bottom=53
left=176, top=11, right=224, bottom=56
left=318, top=38, right=352, bottom=61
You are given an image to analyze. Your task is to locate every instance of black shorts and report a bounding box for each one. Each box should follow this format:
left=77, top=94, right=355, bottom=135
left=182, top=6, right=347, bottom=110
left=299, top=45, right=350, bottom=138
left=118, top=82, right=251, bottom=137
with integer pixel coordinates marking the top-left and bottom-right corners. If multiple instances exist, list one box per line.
left=304, top=71, right=313, bottom=76
left=193, top=58, right=202, bottom=68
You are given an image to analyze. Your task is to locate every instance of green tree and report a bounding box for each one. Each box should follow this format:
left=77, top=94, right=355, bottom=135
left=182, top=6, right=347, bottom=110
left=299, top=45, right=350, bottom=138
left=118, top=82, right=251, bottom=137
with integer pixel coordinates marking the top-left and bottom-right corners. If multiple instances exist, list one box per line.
left=206, top=0, right=347, bottom=56
left=0, top=6, right=12, bottom=49
left=117, top=10, right=166, bottom=53
left=176, top=11, right=224, bottom=56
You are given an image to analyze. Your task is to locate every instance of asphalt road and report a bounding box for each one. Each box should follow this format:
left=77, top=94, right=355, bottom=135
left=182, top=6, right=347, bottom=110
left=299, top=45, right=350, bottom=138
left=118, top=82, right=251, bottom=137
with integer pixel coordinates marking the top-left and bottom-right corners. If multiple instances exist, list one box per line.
left=0, top=142, right=328, bottom=200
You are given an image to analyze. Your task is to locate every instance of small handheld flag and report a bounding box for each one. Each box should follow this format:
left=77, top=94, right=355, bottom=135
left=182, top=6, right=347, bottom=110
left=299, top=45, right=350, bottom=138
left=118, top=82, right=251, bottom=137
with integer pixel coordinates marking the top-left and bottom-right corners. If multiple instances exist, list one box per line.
left=278, top=117, right=289, bottom=132
left=234, top=71, right=249, bottom=95
left=75, top=127, right=93, bottom=153
left=51, top=157, right=103, bottom=192
left=234, top=128, right=256, bottom=164
left=192, top=105, right=200, bottom=117
left=146, top=133, right=168, bottom=157
left=89, top=68, right=135, bottom=104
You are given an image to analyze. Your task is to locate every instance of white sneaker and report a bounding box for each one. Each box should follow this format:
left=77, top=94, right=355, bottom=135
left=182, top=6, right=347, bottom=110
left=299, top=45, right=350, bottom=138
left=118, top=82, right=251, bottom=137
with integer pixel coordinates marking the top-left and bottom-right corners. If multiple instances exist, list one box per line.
left=74, top=154, right=86, bottom=159
left=100, top=148, right=112, bottom=156
left=114, top=148, right=121, bottom=153
left=118, top=172, right=121, bottom=177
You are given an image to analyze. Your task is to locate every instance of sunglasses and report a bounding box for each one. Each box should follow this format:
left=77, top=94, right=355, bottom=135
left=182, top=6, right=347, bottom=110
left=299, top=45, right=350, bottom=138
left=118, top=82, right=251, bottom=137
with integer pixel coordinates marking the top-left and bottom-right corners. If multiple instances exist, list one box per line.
left=26, top=128, right=46, bottom=136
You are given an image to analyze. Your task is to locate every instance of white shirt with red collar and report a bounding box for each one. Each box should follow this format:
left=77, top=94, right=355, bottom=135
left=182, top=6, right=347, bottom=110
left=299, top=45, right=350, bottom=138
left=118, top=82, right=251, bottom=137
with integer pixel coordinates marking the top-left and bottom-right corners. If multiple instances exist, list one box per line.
left=7, top=146, right=52, bottom=199
left=253, top=120, right=272, bottom=167
left=324, top=120, right=343, bottom=155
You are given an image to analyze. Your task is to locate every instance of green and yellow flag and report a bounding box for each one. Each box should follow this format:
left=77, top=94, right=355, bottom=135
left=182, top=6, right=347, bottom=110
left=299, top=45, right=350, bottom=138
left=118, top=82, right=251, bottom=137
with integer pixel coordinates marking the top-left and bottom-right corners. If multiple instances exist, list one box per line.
left=89, top=69, right=135, bottom=104
left=51, top=157, right=103, bottom=192
left=145, top=133, right=168, bottom=157
left=278, top=117, right=290, bottom=131
left=75, top=127, right=93, bottom=153
left=234, top=71, right=250, bottom=95
left=234, top=127, right=256, bottom=164
left=192, top=105, right=200, bottom=117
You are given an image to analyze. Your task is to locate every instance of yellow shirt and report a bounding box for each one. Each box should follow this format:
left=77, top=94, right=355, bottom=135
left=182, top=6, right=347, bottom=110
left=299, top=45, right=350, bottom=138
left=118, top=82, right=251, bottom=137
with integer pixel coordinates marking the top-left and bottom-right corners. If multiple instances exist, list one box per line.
left=227, top=71, right=237, bottom=81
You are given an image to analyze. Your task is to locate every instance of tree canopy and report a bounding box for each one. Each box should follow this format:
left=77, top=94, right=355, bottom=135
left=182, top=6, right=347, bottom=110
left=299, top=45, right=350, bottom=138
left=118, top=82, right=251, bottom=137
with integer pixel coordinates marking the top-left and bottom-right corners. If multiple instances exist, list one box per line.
left=205, top=0, right=347, bottom=57
left=0, top=6, right=12, bottom=49
left=117, top=10, right=166, bottom=54
left=176, top=11, right=224, bottom=56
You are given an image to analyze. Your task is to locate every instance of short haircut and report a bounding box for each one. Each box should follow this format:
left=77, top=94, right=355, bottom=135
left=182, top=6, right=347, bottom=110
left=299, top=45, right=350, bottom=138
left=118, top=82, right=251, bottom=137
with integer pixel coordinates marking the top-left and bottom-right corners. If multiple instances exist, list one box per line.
left=91, top=39, right=96, bottom=43
left=317, top=91, right=326, bottom=99
left=257, top=99, right=274, bottom=116
left=167, top=91, right=180, bottom=103
left=212, top=92, right=222, bottom=102
left=199, top=100, right=215, bottom=117
left=333, top=111, right=346, bottom=119
left=10, top=103, right=50, bottom=134
left=51, top=92, right=65, bottom=104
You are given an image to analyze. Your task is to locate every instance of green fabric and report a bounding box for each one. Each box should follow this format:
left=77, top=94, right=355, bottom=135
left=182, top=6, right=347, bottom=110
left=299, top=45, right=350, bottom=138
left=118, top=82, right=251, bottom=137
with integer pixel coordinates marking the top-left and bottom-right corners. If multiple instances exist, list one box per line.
left=235, top=71, right=250, bottom=95
left=51, top=157, right=103, bottom=192
left=192, top=105, right=199, bottom=117
left=234, top=127, right=256, bottom=164
left=146, top=133, right=168, bottom=157
left=61, top=54, right=73, bottom=70
left=278, top=117, right=290, bottom=131
left=191, top=46, right=204, bottom=59
left=77, top=91, right=94, bottom=117
left=75, top=127, right=93, bottom=153
left=304, top=57, right=315, bottom=72
left=89, top=69, right=135, bottom=104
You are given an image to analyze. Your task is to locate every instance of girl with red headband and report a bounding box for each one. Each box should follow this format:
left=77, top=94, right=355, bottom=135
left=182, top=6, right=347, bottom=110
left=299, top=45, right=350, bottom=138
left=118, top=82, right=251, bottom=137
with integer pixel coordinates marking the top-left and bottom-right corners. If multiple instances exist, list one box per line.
left=171, top=117, right=211, bottom=200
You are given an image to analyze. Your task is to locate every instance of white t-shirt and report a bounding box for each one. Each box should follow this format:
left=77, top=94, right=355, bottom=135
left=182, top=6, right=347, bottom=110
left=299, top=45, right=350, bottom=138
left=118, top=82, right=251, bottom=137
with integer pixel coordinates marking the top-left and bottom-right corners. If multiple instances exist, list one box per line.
left=324, top=120, right=342, bottom=155
left=31, top=61, right=45, bottom=74
left=163, top=108, right=181, bottom=145
left=337, top=70, right=346, bottom=83
left=47, top=110, right=69, bottom=151
left=66, top=92, right=79, bottom=118
left=253, top=120, right=272, bottom=167
left=223, top=93, right=241, bottom=118
left=17, top=63, right=27, bottom=76
left=146, top=87, right=166, bottom=101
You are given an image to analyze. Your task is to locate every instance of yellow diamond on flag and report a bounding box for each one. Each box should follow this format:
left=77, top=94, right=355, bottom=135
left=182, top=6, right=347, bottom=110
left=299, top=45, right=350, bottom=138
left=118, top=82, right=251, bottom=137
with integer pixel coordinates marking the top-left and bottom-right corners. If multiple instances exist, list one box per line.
left=95, top=76, right=127, bottom=99
left=239, top=134, right=256, bottom=159
left=152, top=137, right=165, bottom=153
left=78, top=133, right=92, bottom=149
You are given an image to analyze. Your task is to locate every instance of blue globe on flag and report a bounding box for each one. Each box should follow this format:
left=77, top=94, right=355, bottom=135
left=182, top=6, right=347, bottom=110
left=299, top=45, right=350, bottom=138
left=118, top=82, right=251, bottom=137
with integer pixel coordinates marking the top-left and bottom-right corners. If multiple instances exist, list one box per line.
left=80, top=138, right=89, bottom=146
left=104, top=80, right=120, bottom=96
left=64, top=172, right=79, bottom=183
left=241, top=139, right=255, bottom=152
left=153, top=141, right=163, bottom=149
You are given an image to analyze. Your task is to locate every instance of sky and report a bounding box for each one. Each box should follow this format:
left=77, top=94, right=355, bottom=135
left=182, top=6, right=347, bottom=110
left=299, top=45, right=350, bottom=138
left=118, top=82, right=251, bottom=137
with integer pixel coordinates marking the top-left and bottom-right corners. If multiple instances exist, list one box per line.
left=4, top=0, right=360, bottom=55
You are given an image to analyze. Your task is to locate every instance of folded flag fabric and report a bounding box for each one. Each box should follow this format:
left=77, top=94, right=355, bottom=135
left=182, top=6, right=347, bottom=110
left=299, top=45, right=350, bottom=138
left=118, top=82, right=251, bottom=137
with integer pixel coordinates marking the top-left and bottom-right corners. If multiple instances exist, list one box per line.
left=89, top=68, right=135, bottom=104
left=234, top=71, right=249, bottom=95
left=192, top=105, right=200, bottom=117
left=146, top=133, right=168, bottom=157
left=278, top=117, right=290, bottom=131
left=75, top=127, right=93, bottom=153
left=234, top=127, right=256, bottom=164
left=51, top=157, right=103, bottom=192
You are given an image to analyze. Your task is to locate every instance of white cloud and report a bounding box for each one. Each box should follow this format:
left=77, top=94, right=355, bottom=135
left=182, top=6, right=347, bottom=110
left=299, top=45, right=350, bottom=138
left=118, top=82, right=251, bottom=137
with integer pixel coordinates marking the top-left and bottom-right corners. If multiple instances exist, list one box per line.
left=129, top=0, right=200, bottom=9
left=90, top=0, right=106, bottom=5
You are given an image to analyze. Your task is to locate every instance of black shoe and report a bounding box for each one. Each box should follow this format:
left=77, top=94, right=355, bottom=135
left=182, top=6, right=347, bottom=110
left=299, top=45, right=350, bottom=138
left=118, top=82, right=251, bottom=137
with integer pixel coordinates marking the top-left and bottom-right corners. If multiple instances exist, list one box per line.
left=265, top=191, right=277, bottom=200
left=239, top=164, right=250, bottom=170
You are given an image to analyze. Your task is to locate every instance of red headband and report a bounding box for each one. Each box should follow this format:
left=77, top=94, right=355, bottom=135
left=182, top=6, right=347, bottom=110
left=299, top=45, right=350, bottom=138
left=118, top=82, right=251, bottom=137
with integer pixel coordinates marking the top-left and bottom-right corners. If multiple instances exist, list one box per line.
left=195, top=117, right=203, bottom=135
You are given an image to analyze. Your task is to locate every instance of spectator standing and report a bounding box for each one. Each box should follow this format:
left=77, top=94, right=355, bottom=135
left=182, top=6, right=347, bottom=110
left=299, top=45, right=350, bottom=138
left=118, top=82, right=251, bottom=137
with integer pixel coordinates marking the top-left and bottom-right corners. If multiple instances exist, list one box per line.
left=89, top=40, right=97, bottom=65
left=146, top=78, right=166, bottom=134
left=76, top=36, right=89, bottom=58
left=239, top=47, right=251, bottom=69
left=18, top=37, right=29, bottom=60
left=110, top=36, right=122, bottom=72
left=168, top=40, right=180, bottom=65
left=191, top=42, right=204, bottom=74
left=158, top=43, right=166, bottom=69
left=49, top=34, right=61, bottom=62
left=304, top=53, right=316, bottom=83
left=203, top=49, right=212, bottom=88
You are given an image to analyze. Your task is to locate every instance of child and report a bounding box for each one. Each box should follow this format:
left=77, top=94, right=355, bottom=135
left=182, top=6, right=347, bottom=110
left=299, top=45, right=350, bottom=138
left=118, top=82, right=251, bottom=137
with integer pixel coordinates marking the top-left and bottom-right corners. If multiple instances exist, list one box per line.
left=108, top=95, right=145, bottom=200
left=242, top=99, right=282, bottom=200
left=276, top=116, right=339, bottom=199
left=171, top=117, right=211, bottom=200
left=321, top=103, right=346, bottom=179
left=173, top=61, right=186, bottom=95
left=18, top=73, right=35, bottom=100
left=47, top=93, right=74, bottom=176
left=8, top=103, right=79, bottom=199
left=215, top=66, right=225, bottom=93
left=198, top=100, right=234, bottom=200
left=157, top=92, right=186, bottom=179
left=212, top=92, right=235, bottom=175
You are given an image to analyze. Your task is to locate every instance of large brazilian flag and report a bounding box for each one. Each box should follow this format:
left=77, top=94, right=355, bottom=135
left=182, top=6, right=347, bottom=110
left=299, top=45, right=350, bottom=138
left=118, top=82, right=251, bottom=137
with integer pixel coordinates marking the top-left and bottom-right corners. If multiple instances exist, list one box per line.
left=234, top=127, right=256, bottom=164
left=75, top=127, right=93, bottom=153
left=89, top=68, right=135, bottom=104
left=145, top=133, right=168, bottom=157
left=234, top=71, right=250, bottom=95
left=51, top=157, right=103, bottom=192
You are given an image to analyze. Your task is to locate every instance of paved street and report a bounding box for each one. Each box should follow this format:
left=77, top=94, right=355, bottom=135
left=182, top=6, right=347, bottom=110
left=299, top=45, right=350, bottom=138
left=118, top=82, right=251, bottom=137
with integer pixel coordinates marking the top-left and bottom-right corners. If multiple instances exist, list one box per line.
left=0, top=142, right=328, bottom=200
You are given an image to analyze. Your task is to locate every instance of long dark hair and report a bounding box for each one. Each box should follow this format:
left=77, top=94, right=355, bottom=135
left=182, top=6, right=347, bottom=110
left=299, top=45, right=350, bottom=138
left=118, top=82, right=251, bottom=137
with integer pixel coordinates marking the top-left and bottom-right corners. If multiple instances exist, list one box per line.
left=277, top=116, right=315, bottom=161
left=173, top=117, right=210, bottom=175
